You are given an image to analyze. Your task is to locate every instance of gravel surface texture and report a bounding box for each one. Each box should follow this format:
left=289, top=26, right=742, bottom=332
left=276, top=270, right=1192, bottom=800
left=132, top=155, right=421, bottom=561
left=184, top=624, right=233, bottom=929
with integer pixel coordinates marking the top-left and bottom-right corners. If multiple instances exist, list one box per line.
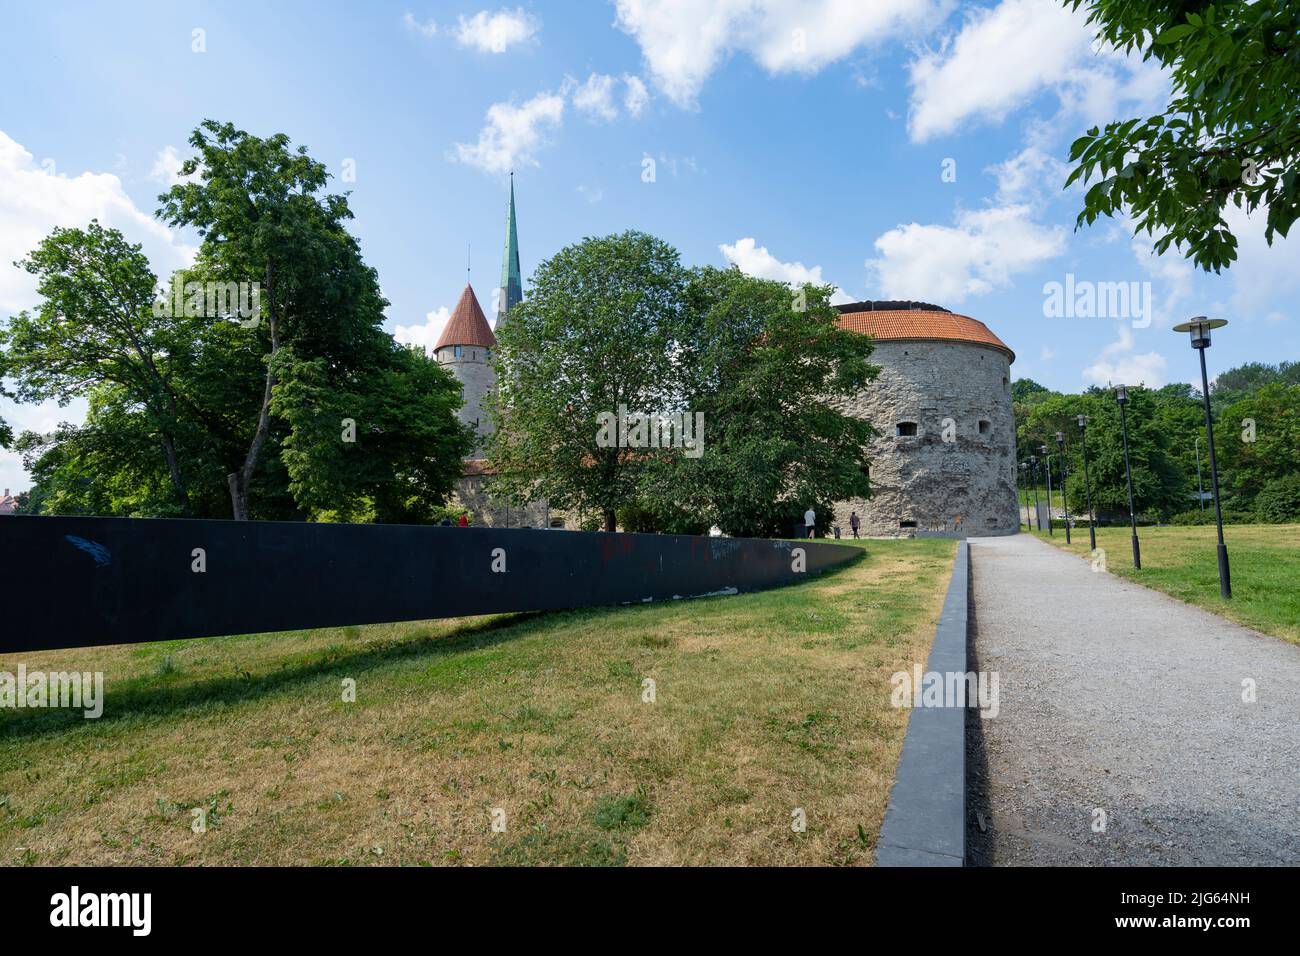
left=966, top=534, right=1300, bottom=866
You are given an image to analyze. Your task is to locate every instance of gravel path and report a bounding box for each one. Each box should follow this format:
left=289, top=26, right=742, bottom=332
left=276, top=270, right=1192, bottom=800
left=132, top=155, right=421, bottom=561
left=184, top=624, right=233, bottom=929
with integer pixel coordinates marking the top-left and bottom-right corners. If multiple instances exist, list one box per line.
left=967, top=534, right=1300, bottom=866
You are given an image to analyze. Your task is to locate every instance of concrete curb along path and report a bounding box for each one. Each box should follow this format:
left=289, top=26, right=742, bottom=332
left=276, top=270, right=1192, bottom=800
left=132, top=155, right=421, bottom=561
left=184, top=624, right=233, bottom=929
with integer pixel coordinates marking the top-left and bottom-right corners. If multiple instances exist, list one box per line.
left=969, top=533, right=1300, bottom=866
left=876, top=539, right=969, bottom=866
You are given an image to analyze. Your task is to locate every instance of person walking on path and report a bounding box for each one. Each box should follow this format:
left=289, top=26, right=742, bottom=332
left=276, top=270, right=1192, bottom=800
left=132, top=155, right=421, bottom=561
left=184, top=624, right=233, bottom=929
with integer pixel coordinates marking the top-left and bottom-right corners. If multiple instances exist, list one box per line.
left=849, top=511, right=860, bottom=539
left=457, top=512, right=469, bottom=528
left=804, top=507, right=816, bottom=539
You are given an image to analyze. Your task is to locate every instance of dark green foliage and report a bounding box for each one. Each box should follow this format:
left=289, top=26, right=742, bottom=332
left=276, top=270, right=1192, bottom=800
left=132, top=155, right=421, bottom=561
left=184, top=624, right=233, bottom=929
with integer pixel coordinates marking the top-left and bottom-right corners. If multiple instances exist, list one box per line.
left=1066, top=0, right=1300, bottom=271
left=1254, top=473, right=1300, bottom=523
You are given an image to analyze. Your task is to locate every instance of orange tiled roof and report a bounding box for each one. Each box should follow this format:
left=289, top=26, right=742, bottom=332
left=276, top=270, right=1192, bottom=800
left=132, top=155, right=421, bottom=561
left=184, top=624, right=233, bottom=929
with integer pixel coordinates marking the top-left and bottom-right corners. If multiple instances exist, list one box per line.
left=835, top=303, right=1014, bottom=361
left=435, top=284, right=497, bottom=350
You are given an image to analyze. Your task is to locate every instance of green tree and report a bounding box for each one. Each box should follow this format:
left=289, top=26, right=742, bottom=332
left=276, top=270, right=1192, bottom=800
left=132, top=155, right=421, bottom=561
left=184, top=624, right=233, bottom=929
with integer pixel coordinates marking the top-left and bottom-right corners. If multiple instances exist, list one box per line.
left=644, top=268, right=877, bottom=538
left=1217, top=383, right=1300, bottom=504
left=486, top=231, right=688, bottom=532
left=157, top=119, right=399, bottom=519
left=1026, top=389, right=1187, bottom=519
left=1, top=221, right=197, bottom=513
left=1066, top=0, right=1300, bottom=271
left=272, top=344, right=471, bottom=523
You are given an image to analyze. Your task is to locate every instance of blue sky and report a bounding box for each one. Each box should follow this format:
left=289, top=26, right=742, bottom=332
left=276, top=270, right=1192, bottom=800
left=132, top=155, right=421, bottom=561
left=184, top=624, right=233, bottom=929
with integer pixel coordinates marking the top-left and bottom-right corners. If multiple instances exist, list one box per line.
left=2, top=0, right=1297, bottom=493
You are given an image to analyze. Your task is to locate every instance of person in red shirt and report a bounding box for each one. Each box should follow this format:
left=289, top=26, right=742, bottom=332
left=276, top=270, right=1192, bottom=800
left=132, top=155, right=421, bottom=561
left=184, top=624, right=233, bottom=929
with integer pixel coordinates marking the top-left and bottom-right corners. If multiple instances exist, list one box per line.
left=457, top=512, right=469, bottom=527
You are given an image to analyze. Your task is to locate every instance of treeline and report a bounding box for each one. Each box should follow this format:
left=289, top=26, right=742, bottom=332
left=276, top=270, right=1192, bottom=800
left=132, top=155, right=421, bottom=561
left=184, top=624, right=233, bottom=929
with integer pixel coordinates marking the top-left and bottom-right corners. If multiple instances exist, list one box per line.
left=2, top=122, right=882, bottom=534
left=2, top=120, right=474, bottom=522
left=1013, top=365, right=1300, bottom=525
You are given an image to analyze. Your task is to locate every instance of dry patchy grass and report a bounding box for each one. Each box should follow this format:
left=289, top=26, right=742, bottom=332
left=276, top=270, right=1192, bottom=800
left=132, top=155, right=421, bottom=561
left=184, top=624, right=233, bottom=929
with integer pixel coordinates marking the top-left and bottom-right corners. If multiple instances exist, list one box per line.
left=0, top=538, right=955, bottom=866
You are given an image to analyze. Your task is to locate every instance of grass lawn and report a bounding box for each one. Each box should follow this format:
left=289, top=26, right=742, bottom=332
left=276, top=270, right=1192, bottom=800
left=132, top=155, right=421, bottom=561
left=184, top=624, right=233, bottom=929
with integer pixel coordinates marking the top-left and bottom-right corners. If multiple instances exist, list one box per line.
left=1031, top=523, right=1300, bottom=645
left=0, top=537, right=955, bottom=867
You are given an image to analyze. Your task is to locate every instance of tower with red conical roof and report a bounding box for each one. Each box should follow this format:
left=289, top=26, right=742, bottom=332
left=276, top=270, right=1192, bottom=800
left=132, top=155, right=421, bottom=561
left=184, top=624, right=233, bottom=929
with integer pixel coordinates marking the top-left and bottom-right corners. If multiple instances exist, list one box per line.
left=434, top=283, right=497, bottom=454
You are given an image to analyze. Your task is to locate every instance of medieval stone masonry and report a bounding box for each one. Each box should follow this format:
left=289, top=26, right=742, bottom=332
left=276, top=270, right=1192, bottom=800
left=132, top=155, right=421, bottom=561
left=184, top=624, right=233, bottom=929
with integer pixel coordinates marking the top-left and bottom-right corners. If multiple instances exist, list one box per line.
left=831, top=302, right=1019, bottom=538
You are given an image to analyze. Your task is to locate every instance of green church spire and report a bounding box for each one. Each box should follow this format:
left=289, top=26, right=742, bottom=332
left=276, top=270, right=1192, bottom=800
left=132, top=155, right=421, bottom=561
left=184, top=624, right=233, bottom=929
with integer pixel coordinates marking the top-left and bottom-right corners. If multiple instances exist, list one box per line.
left=497, top=172, right=522, bottom=327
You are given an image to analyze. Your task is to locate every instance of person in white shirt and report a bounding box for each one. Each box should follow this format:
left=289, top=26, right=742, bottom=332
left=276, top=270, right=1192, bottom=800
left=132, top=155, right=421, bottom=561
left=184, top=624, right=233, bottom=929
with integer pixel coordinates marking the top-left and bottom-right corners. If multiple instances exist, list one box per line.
left=804, top=507, right=816, bottom=539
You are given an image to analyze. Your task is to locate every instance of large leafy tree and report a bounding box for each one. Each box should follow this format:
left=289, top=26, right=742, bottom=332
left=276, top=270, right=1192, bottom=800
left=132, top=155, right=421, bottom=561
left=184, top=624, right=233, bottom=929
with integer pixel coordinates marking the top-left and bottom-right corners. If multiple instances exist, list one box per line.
left=487, top=231, right=688, bottom=532
left=644, top=268, right=877, bottom=538
left=1067, top=0, right=1300, bottom=271
left=155, top=119, right=471, bottom=520
left=157, top=119, right=401, bottom=519
left=1, top=222, right=198, bottom=513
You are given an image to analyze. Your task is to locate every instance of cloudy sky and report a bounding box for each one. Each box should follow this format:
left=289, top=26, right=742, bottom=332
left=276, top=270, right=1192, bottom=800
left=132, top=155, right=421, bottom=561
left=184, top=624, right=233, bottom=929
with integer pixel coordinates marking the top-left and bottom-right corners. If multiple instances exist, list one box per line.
left=2, top=0, right=1297, bottom=493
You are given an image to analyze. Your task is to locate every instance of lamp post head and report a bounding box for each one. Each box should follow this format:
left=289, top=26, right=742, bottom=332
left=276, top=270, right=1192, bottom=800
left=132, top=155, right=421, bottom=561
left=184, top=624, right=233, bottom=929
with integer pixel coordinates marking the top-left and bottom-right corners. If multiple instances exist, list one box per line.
left=1040, top=444, right=1048, bottom=455
left=1055, top=431, right=1064, bottom=447
left=1114, top=383, right=1128, bottom=405
left=1172, top=316, right=1227, bottom=350
left=1076, top=414, right=1088, bottom=431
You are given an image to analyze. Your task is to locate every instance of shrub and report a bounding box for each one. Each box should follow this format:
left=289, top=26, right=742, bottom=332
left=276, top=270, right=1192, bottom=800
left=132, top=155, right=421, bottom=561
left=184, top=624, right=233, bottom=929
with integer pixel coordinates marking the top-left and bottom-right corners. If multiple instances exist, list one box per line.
left=1168, top=508, right=1258, bottom=526
left=1255, top=474, right=1300, bottom=524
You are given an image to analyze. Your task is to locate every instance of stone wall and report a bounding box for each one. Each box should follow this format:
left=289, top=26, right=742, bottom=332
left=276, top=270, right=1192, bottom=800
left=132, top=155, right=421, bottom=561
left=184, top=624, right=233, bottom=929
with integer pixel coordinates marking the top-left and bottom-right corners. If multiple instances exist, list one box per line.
left=435, top=345, right=496, bottom=454
left=452, top=475, right=551, bottom=528
left=832, top=339, right=1018, bottom=538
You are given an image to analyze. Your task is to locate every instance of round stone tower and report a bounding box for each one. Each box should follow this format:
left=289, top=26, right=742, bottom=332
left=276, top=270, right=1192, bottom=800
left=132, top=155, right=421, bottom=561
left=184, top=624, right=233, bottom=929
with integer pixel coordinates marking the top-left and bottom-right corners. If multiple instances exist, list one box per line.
left=434, top=283, right=497, bottom=453
left=832, top=301, right=1018, bottom=537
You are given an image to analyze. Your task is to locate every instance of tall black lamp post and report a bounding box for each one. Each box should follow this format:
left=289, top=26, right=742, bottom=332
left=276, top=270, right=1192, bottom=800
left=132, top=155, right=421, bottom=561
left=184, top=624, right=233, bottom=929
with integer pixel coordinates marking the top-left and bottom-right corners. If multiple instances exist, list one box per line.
left=1173, top=317, right=1231, bottom=599
left=1056, top=431, right=1071, bottom=544
left=1040, top=444, right=1054, bottom=536
left=1114, top=385, right=1141, bottom=569
left=1077, top=414, right=1096, bottom=552
left=1029, top=455, right=1041, bottom=530
left=1015, top=460, right=1024, bottom=530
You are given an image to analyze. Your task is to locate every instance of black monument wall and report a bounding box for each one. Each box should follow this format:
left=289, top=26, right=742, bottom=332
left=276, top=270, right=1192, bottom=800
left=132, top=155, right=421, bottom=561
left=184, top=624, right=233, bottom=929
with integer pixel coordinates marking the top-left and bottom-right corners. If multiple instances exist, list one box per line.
left=0, top=516, right=861, bottom=653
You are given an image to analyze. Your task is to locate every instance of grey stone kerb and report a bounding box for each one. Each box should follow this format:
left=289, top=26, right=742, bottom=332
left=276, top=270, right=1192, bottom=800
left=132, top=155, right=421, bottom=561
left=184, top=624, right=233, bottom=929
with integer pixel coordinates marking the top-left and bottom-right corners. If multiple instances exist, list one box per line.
left=875, top=539, right=969, bottom=866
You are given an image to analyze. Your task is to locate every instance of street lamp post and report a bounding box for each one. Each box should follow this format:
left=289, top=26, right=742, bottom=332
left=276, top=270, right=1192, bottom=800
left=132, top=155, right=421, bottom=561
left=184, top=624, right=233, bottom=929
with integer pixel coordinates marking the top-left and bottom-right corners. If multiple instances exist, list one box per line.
left=1040, top=444, right=1054, bottom=536
left=1013, top=463, right=1024, bottom=530
left=1173, top=317, right=1232, bottom=599
left=1015, top=460, right=1024, bottom=530
left=1194, top=436, right=1205, bottom=512
left=1114, top=384, right=1141, bottom=569
left=1029, top=456, right=1041, bottom=531
left=1057, top=431, right=1071, bottom=545
left=1077, top=414, right=1097, bottom=552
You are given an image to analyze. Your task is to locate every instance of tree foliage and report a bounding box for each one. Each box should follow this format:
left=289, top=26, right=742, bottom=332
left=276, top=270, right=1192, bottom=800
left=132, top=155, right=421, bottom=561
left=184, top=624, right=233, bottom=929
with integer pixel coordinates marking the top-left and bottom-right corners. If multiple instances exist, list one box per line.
left=487, top=231, right=688, bottom=533
left=6, top=120, right=472, bottom=521
left=644, top=267, right=877, bottom=538
left=487, top=237, right=878, bottom=536
left=1066, top=0, right=1300, bottom=271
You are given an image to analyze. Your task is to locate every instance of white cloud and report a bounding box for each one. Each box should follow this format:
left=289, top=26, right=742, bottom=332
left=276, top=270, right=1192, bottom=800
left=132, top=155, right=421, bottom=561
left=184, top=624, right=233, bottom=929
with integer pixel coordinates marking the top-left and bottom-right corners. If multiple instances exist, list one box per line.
left=1040, top=345, right=1056, bottom=361
left=1217, top=204, right=1300, bottom=326
left=988, top=145, right=1072, bottom=206
left=402, top=12, right=438, bottom=38
left=907, top=0, right=1167, bottom=143
left=1082, top=324, right=1168, bottom=388
left=576, top=184, right=604, bottom=204
left=623, top=74, right=650, bottom=117
left=571, top=73, right=619, bottom=122
left=720, top=237, right=852, bottom=303
left=0, top=129, right=197, bottom=492
left=394, top=306, right=451, bottom=355
left=615, top=0, right=948, bottom=108
left=149, top=145, right=186, bottom=186
left=455, top=7, right=539, bottom=53
left=452, top=90, right=565, bottom=174
left=868, top=204, right=1066, bottom=304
